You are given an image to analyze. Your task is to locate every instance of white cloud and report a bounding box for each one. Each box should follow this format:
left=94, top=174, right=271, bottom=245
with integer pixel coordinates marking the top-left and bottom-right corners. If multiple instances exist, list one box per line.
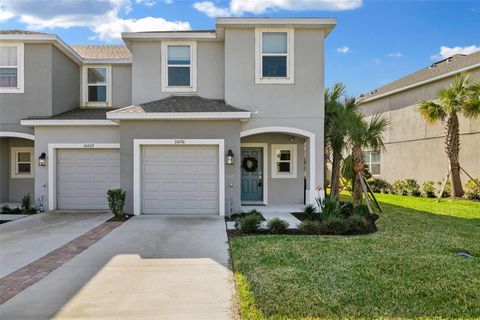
left=337, top=46, right=349, bottom=54
left=92, top=13, right=190, bottom=41
left=388, top=52, right=402, bottom=58
left=0, top=0, right=190, bottom=42
left=0, top=4, right=14, bottom=21
left=164, top=0, right=173, bottom=4
left=431, top=45, right=480, bottom=60
left=194, top=0, right=362, bottom=16
left=193, top=1, right=231, bottom=18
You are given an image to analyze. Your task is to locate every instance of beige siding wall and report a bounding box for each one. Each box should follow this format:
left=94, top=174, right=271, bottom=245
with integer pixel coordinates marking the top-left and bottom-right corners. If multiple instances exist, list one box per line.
left=359, top=68, right=480, bottom=185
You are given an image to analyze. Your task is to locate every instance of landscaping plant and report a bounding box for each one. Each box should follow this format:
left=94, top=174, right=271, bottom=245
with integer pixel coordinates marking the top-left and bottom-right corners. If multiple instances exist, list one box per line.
left=417, top=73, right=480, bottom=198
left=463, top=178, right=480, bottom=200
left=422, top=180, right=436, bottom=198
left=392, top=180, right=408, bottom=195
left=107, top=188, right=126, bottom=218
left=298, top=220, right=321, bottom=235
left=405, top=179, right=421, bottom=197
left=267, top=218, right=289, bottom=234
left=437, top=180, right=451, bottom=198
left=303, top=203, right=317, bottom=215
left=235, top=214, right=262, bottom=234
left=21, top=193, right=37, bottom=214
left=367, top=177, right=390, bottom=193
left=317, top=197, right=346, bottom=220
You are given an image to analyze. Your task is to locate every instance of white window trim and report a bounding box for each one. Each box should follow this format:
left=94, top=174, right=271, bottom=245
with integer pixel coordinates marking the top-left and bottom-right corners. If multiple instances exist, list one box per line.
left=81, top=65, right=112, bottom=107
left=255, top=28, right=294, bottom=85
left=11, top=147, right=34, bottom=178
left=0, top=43, right=24, bottom=93
left=364, top=150, right=381, bottom=176
left=161, top=41, right=197, bottom=93
left=271, top=144, right=297, bottom=179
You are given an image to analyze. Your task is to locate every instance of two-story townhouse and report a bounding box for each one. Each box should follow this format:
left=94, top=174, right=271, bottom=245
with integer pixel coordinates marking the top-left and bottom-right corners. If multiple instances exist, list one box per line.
left=1, top=18, right=335, bottom=216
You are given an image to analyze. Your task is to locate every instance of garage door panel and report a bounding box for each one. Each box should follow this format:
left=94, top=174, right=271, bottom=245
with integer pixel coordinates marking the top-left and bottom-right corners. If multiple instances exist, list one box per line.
left=141, top=145, right=219, bottom=215
left=57, top=149, right=120, bottom=210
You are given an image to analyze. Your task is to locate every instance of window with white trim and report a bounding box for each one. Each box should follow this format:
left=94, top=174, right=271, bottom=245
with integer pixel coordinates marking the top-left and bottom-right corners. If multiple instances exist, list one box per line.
left=161, top=42, right=197, bottom=92
left=0, top=43, right=24, bottom=93
left=364, top=150, right=381, bottom=175
left=82, top=65, right=111, bottom=106
left=255, top=29, right=294, bottom=84
left=271, top=144, right=297, bottom=178
left=11, top=147, right=34, bottom=178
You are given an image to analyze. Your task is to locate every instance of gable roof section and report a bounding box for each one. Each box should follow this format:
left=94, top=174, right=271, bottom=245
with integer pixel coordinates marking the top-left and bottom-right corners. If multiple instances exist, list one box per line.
left=359, top=51, right=480, bottom=102
left=71, top=45, right=132, bottom=60
left=0, top=30, right=51, bottom=35
left=107, top=95, right=251, bottom=120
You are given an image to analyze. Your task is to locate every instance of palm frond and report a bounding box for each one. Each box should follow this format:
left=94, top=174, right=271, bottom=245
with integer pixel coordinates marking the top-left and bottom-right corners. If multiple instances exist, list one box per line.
left=365, top=113, right=389, bottom=151
left=417, top=100, right=446, bottom=123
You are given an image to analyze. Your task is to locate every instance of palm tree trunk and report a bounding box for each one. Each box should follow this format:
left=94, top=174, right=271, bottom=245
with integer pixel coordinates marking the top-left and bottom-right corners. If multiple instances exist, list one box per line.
left=352, top=145, right=364, bottom=206
left=329, top=151, right=341, bottom=200
left=445, top=113, right=464, bottom=197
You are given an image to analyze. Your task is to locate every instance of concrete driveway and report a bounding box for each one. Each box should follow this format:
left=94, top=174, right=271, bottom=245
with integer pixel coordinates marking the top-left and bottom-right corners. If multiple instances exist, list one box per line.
left=0, top=211, right=111, bottom=278
left=0, top=215, right=235, bottom=320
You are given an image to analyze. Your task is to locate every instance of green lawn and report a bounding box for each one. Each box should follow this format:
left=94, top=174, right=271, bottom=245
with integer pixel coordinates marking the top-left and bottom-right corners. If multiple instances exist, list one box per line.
left=230, top=194, right=480, bottom=319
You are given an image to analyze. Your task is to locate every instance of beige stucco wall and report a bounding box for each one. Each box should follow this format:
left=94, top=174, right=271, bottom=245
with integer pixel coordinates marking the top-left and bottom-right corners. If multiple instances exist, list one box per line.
left=359, top=67, right=480, bottom=185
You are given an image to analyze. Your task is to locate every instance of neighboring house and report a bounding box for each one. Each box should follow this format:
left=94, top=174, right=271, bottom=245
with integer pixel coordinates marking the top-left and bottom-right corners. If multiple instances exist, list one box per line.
left=358, top=52, right=480, bottom=185
left=0, top=18, right=335, bottom=215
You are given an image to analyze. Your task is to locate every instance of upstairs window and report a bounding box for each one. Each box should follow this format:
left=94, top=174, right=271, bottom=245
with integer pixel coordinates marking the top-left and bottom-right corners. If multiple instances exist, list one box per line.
left=0, top=43, right=24, bottom=93
left=162, top=42, right=197, bottom=92
left=364, top=150, right=381, bottom=175
left=255, top=29, right=294, bottom=84
left=82, top=65, right=111, bottom=106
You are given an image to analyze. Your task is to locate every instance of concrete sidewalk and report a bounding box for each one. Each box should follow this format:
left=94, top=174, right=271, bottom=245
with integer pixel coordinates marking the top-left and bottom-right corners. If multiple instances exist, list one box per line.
left=0, top=216, right=235, bottom=320
left=0, top=211, right=111, bottom=278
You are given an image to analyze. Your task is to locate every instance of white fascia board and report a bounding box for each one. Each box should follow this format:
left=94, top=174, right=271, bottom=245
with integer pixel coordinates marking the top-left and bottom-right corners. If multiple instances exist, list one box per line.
left=122, top=32, right=218, bottom=40
left=83, top=58, right=132, bottom=64
left=107, top=112, right=251, bottom=120
left=216, top=17, right=336, bottom=27
left=359, top=62, right=480, bottom=103
left=21, top=119, right=119, bottom=126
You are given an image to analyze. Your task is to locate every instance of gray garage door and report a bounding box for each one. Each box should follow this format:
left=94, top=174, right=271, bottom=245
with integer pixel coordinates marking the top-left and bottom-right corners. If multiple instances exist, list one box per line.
left=142, top=145, right=219, bottom=215
left=57, top=149, right=120, bottom=209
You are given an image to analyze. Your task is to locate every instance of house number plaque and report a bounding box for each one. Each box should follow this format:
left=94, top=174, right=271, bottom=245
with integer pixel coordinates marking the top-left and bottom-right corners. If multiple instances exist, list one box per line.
left=83, top=144, right=95, bottom=148
left=174, top=139, right=185, bottom=144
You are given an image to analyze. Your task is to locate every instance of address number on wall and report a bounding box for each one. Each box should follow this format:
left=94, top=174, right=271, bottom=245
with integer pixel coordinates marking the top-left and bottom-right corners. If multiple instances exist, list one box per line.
left=174, top=139, right=185, bottom=144
left=83, top=144, right=95, bottom=148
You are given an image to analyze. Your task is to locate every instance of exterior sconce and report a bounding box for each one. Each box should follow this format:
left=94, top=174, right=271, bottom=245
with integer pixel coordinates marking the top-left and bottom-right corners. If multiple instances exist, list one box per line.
left=226, top=149, right=234, bottom=165
left=38, top=152, right=46, bottom=166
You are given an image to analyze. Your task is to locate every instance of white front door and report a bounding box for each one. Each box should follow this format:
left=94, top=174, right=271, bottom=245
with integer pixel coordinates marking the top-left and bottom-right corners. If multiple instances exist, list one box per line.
left=56, top=149, right=120, bottom=209
left=141, top=145, right=219, bottom=214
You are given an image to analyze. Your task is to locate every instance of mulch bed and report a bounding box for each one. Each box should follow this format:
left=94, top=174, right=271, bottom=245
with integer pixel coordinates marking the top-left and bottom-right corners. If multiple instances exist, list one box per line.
left=291, top=212, right=311, bottom=221
left=225, top=213, right=266, bottom=222
left=107, top=214, right=134, bottom=222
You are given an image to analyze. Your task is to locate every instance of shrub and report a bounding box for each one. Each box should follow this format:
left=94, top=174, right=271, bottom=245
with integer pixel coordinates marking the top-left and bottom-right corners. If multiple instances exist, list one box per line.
left=405, top=179, right=421, bottom=197
left=464, top=178, right=480, bottom=200
left=303, top=203, right=317, bottom=215
left=235, top=214, right=262, bottom=233
left=422, top=180, right=436, bottom=198
left=353, top=204, right=370, bottom=218
left=1, top=205, right=21, bottom=214
left=267, top=218, right=289, bottom=234
left=107, top=189, right=126, bottom=217
left=322, top=216, right=348, bottom=235
left=436, top=180, right=451, bottom=198
left=367, top=178, right=390, bottom=194
left=298, top=220, right=321, bottom=234
left=21, top=193, right=37, bottom=214
left=346, top=215, right=370, bottom=234
left=317, top=197, right=345, bottom=220
left=392, top=180, right=407, bottom=195
left=339, top=201, right=353, bottom=216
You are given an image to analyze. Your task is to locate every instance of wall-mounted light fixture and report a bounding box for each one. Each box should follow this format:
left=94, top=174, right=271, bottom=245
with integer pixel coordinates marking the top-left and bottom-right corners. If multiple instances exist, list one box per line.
left=38, top=152, right=46, bottom=166
left=226, top=149, right=234, bottom=165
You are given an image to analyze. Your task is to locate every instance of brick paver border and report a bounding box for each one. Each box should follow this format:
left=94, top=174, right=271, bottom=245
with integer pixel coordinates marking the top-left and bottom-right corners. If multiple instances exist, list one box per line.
left=0, top=219, right=125, bottom=305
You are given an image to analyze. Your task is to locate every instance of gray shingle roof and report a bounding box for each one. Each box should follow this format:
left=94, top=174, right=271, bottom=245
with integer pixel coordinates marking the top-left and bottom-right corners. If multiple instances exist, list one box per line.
left=26, top=108, right=118, bottom=120
left=0, top=30, right=51, bottom=35
left=360, top=51, right=480, bottom=100
left=111, top=96, right=248, bottom=114
left=71, top=45, right=132, bottom=60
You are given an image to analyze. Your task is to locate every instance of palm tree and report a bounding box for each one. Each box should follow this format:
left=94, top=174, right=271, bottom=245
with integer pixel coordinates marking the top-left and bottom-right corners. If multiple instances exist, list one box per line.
left=417, top=73, right=480, bottom=197
left=346, top=112, right=389, bottom=206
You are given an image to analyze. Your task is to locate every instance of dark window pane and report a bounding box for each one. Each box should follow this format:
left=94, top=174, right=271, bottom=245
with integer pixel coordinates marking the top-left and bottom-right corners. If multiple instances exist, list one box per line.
left=18, top=152, right=30, bottom=162
left=168, top=67, right=190, bottom=86
left=262, top=56, right=287, bottom=77
left=18, top=163, right=31, bottom=173
left=0, top=68, right=18, bottom=87
left=88, top=85, right=107, bottom=102
left=87, top=68, right=106, bottom=84
left=277, top=162, right=291, bottom=173
left=371, top=151, right=380, bottom=163
left=278, top=150, right=291, bottom=161
left=371, top=164, right=380, bottom=175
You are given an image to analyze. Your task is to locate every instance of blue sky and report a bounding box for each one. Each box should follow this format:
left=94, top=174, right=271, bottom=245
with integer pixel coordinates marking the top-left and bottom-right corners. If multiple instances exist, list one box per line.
left=1, top=0, right=479, bottom=96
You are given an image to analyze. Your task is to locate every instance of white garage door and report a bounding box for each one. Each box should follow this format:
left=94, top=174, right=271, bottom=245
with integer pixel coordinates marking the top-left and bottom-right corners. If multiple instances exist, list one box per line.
left=142, top=145, right=219, bottom=215
left=57, top=149, right=120, bottom=209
